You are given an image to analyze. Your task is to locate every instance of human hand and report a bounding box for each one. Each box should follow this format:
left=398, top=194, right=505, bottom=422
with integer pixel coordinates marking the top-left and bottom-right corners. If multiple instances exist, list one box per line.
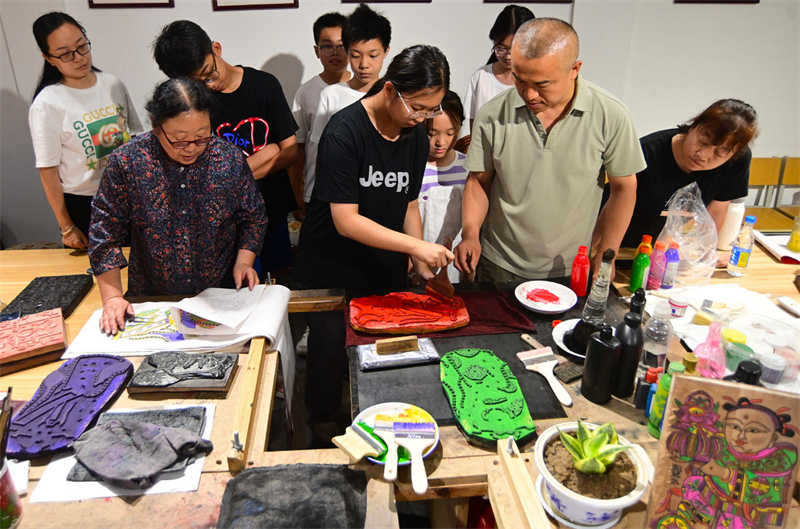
left=453, top=135, right=471, bottom=154
left=591, top=250, right=616, bottom=283
left=62, top=226, right=88, bottom=249
left=292, top=203, right=306, bottom=222
left=715, top=250, right=731, bottom=269
left=99, top=296, right=134, bottom=335
left=454, top=238, right=481, bottom=277
left=411, top=240, right=454, bottom=269
left=233, top=263, right=259, bottom=290
left=415, top=263, right=436, bottom=282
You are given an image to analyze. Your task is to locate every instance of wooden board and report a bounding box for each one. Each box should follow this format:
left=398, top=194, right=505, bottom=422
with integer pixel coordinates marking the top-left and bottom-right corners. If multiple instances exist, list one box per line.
left=0, top=308, right=66, bottom=364
left=227, top=338, right=268, bottom=473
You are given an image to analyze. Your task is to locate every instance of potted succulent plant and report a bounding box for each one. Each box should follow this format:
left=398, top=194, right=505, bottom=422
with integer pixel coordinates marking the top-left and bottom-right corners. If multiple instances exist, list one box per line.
left=533, top=420, right=649, bottom=526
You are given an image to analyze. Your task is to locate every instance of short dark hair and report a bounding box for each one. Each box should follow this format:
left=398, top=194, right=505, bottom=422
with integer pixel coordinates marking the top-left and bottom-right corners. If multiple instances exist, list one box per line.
left=367, top=45, right=449, bottom=98
left=153, top=20, right=213, bottom=79
left=677, top=99, right=758, bottom=159
left=343, top=3, right=391, bottom=52
left=145, top=78, right=217, bottom=128
left=487, top=5, right=535, bottom=64
left=313, top=12, right=347, bottom=44
left=425, top=91, right=465, bottom=135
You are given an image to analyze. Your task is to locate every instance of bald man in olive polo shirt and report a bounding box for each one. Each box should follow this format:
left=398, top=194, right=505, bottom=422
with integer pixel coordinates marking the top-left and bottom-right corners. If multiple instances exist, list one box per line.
left=454, top=18, right=646, bottom=281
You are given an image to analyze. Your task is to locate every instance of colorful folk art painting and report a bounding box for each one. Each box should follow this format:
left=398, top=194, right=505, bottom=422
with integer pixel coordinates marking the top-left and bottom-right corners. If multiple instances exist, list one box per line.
left=112, top=308, right=184, bottom=342
left=646, top=376, right=800, bottom=529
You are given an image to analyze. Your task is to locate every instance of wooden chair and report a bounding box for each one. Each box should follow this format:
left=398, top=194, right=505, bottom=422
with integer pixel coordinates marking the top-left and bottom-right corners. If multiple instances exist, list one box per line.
left=775, top=157, right=800, bottom=219
left=744, top=157, right=794, bottom=231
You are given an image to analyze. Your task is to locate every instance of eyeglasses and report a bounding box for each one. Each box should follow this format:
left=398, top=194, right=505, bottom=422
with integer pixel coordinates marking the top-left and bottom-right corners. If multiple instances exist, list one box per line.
left=201, top=54, right=220, bottom=84
left=397, top=92, right=443, bottom=120
left=159, top=126, right=213, bottom=150
left=50, top=41, right=91, bottom=63
left=318, top=44, right=345, bottom=56
left=492, top=45, right=510, bottom=59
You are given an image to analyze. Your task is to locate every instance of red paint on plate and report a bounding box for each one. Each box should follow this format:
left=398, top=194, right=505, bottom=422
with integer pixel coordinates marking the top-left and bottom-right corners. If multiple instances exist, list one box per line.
left=526, top=288, right=561, bottom=304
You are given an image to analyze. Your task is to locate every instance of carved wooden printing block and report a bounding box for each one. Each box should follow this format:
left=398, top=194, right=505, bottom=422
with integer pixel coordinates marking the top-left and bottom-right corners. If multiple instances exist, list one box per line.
left=350, top=292, right=469, bottom=335
left=0, top=308, right=66, bottom=364
left=440, top=348, right=536, bottom=448
left=1, top=274, right=93, bottom=318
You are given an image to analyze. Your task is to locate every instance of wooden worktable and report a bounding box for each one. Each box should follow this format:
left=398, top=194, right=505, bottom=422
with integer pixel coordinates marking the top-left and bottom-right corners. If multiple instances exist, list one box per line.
left=2, top=244, right=798, bottom=528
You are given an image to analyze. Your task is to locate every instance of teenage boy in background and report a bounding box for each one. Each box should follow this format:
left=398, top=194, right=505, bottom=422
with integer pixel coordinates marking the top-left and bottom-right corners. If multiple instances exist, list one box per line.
left=306, top=3, right=391, bottom=192
left=153, top=21, right=299, bottom=278
left=288, top=12, right=350, bottom=222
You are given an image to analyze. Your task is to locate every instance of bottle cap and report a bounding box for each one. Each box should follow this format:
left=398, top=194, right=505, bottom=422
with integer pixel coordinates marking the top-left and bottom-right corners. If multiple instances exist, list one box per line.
left=653, top=302, right=672, bottom=319
left=682, top=352, right=698, bottom=372
left=668, top=363, right=685, bottom=374
left=668, top=293, right=688, bottom=308
left=624, top=312, right=642, bottom=327
left=642, top=235, right=652, bottom=244
left=599, top=324, right=614, bottom=340
left=669, top=240, right=680, bottom=250
left=745, top=215, right=756, bottom=224
left=577, top=245, right=588, bottom=255
left=721, top=328, right=747, bottom=345
left=645, top=368, right=660, bottom=383
left=655, top=241, right=667, bottom=251
left=734, top=361, right=762, bottom=385
left=764, top=334, right=788, bottom=349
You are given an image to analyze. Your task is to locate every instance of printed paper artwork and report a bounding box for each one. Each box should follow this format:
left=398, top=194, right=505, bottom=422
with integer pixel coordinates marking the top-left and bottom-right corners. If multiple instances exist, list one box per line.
left=646, top=376, right=800, bottom=529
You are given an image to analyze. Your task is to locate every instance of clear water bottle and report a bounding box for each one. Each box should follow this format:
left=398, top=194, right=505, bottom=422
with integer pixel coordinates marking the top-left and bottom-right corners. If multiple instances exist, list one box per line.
left=642, top=302, right=674, bottom=369
left=727, top=215, right=756, bottom=277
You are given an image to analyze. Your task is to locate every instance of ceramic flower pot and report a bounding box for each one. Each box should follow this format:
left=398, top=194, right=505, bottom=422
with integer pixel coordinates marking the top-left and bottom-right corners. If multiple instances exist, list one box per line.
left=533, top=422, right=648, bottom=526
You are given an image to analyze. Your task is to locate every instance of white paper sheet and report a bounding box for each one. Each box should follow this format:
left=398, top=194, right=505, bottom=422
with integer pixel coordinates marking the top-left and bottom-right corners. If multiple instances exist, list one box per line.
left=171, top=285, right=267, bottom=334
left=29, top=404, right=215, bottom=503
left=8, top=460, right=29, bottom=495
left=754, top=231, right=800, bottom=265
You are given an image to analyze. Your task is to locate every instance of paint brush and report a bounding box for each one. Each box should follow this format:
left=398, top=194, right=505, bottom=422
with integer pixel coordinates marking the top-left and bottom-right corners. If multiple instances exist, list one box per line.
left=372, top=413, right=399, bottom=482
left=332, top=422, right=384, bottom=463
left=393, top=419, right=436, bottom=495
left=0, top=387, right=12, bottom=462
left=425, top=236, right=455, bottom=302
left=516, top=339, right=573, bottom=407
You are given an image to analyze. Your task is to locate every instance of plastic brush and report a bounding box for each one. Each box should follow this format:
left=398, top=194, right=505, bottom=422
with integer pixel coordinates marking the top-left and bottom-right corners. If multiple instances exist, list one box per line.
left=517, top=345, right=573, bottom=408
left=393, top=419, right=436, bottom=494
left=425, top=236, right=455, bottom=302
left=332, top=422, right=384, bottom=463
left=372, top=413, right=399, bottom=482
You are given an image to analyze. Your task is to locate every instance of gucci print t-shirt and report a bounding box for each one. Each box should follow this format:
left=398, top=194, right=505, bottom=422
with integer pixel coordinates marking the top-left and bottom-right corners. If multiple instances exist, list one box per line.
left=295, top=101, right=428, bottom=289
left=214, top=67, right=298, bottom=224
left=29, top=72, right=143, bottom=196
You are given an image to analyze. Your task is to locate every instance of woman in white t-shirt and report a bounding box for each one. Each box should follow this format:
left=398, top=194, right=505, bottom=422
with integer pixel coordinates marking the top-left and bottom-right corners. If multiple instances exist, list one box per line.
left=463, top=5, right=534, bottom=135
left=29, top=12, right=141, bottom=249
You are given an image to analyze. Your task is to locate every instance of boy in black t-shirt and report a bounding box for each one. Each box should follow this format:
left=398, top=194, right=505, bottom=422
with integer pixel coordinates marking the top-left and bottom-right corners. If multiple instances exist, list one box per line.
left=153, top=21, right=299, bottom=275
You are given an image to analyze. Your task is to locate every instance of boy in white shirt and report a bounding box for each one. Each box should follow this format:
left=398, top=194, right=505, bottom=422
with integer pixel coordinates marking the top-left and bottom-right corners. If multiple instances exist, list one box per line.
left=289, top=12, right=350, bottom=221
left=305, top=4, right=391, bottom=200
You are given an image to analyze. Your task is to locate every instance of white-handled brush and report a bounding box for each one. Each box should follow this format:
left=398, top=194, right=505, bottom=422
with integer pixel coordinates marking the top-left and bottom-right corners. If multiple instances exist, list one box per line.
left=332, top=422, right=383, bottom=463
left=393, top=419, right=436, bottom=495
left=517, top=337, right=572, bottom=407
left=373, top=414, right=399, bottom=482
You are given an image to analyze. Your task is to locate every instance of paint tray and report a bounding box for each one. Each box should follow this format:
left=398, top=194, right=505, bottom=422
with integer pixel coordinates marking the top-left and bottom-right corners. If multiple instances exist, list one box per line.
left=356, top=338, right=439, bottom=371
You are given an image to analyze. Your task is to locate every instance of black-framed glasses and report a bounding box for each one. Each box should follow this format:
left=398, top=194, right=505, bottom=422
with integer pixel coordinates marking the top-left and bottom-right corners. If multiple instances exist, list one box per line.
left=202, top=54, right=220, bottom=84
left=397, top=92, right=443, bottom=120
left=318, top=44, right=345, bottom=56
left=50, top=41, right=91, bottom=63
left=159, top=126, right=213, bottom=150
left=492, top=45, right=510, bottom=59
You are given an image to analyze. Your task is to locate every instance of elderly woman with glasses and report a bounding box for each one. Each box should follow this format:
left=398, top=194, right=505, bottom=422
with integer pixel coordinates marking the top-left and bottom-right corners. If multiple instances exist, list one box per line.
left=89, top=78, right=267, bottom=335
left=29, top=12, right=143, bottom=249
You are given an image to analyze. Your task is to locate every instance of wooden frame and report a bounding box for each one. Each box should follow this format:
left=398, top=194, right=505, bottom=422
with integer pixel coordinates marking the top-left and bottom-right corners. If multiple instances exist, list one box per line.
left=88, top=0, right=174, bottom=7
left=212, top=0, right=298, bottom=10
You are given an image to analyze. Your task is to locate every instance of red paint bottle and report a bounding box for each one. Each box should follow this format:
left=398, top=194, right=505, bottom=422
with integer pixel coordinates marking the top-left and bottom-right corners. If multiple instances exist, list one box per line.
left=570, top=245, right=590, bottom=296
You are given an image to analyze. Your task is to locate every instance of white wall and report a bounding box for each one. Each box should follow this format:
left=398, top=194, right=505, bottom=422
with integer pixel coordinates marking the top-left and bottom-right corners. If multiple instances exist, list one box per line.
left=1, top=0, right=798, bottom=245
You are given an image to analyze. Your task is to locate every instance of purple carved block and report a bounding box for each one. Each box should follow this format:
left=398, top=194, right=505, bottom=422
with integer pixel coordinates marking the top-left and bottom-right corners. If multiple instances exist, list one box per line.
left=7, top=355, right=133, bottom=459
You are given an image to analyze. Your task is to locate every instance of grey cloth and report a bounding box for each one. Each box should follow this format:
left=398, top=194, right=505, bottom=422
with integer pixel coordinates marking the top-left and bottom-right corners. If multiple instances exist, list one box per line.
left=71, top=419, right=212, bottom=489
left=217, top=465, right=368, bottom=529
left=68, top=406, right=207, bottom=482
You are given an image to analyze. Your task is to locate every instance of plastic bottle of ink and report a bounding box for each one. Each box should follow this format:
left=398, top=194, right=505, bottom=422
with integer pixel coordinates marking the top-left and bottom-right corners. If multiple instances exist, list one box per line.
left=645, top=373, right=660, bottom=419
left=727, top=215, right=756, bottom=277
left=613, top=312, right=644, bottom=399
left=695, top=322, right=726, bottom=379
left=647, top=241, right=668, bottom=290
left=629, top=243, right=651, bottom=292
left=582, top=250, right=616, bottom=325
left=570, top=245, right=591, bottom=297
left=581, top=324, right=620, bottom=405
left=630, top=288, right=646, bottom=316
left=648, top=363, right=685, bottom=438
left=642, top=302, right=674, bottom=369
left=639, top=234, right=653, bottom=255
left=661, top=241, right=681, bottom=289
left=634, top=367, right=661, bottom=410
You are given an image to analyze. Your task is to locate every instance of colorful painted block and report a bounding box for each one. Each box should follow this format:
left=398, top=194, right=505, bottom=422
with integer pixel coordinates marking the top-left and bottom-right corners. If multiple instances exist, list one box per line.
left=350, top=292, right=469, bottom=335
left=0, top=308, right=66, bottom=364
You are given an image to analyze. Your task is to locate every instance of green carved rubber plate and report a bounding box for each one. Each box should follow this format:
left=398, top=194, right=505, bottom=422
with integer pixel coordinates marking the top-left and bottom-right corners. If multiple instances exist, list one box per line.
left=440, top=348, right=536, bottom=448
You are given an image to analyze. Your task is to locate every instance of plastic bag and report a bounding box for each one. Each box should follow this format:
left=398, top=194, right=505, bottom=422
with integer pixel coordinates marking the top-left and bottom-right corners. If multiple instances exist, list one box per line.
left=656, top=182, right=717, bottom=286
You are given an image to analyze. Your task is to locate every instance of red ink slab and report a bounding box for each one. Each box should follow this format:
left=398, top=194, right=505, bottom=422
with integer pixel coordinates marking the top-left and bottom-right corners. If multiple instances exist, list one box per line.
left=350, top=292, right=470, bottom=335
